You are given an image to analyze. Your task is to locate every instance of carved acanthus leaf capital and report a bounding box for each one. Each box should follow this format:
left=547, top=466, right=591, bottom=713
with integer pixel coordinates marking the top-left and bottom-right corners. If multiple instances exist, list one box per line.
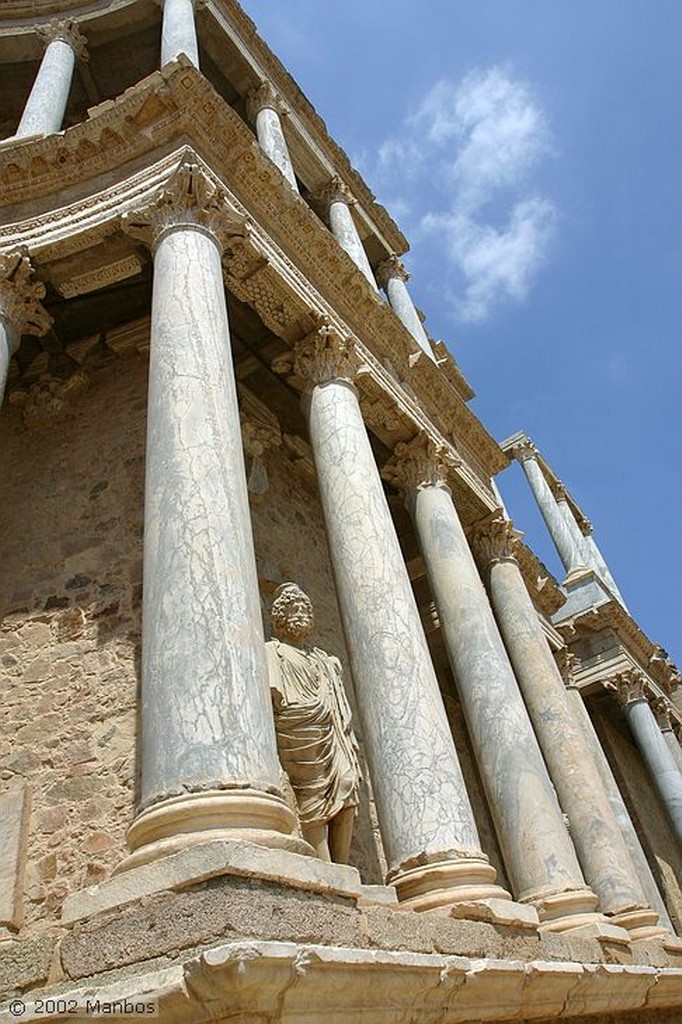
left=650, top=696, right=674, bottom=731
left=556, top=648, right=579, bottom=688
left=37, top=19, right=88, bottom=59
left=468, top=511, right=523, bottom=566
left=314, top=176, right=356, bottom=210
left=277, top=320, right=362, bottom=389
left=605, top=669, right=650, bottom=707
left=582, top=519, right=594, bottom=537
left=0, top=252, right=52, bottom=344
left=238, top=384, right=282, bottom=458
left=246, top=81, right=288, bottom=121
left=554, top=481, right=569, bottom=502
left=121, top=158, right=247, bottom=251
left=384, top=433, right=459, bottom=496
left=510, top=437, right=538, bottom=464
left=375, top=254, right=409, bottom=288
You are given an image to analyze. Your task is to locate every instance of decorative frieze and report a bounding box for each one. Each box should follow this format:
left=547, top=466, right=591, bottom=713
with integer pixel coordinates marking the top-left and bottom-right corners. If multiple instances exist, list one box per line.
left=57, top=255, right=143, bottom=298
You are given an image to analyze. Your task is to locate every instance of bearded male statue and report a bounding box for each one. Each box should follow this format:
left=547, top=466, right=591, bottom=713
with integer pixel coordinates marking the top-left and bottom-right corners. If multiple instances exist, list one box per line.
left=265, top=583, right=361, bottom=864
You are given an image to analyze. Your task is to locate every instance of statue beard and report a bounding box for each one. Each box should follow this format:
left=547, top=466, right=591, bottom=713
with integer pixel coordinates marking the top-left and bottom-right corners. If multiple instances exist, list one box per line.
left=276, top=611, right=313, bottom=646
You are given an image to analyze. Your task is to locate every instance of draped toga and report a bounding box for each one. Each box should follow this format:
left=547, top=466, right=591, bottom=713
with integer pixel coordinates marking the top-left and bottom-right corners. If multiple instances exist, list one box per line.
left=265, top=640, right=361, bottom=825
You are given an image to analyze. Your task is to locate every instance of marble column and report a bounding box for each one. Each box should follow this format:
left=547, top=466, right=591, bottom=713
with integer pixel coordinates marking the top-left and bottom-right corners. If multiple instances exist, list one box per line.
left=161, top=0, right=199, bottom=68
left=15, top=20, right=87, bottom=139
left=288, top=323, right=509, bottom=911
left=0, top=252, right=52, bottom=405
left=375, top=255, right=434, bottom=361
left=564, top=678, right=673, bottom=933
left=607, top=671, right=682, bottom=845
left=651, top=698, right=682, bottom=775
left=246, top=82, right=298, bottom=192
left=391, top=436, right=599, bottom=932
left=120, top=159, right=300, bottom=868
left=581, top=521, right=628, bottom=608
left=471, top=513, right=662, bottom=938
left=316, top=178, right=378, bottom=291
left=511, top=439, right=586, bottom=578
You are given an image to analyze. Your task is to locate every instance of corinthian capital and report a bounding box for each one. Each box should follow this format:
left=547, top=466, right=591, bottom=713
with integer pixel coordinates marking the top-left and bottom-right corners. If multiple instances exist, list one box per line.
left=246, top=81, right=288, bottom=121
left=510, top=437, right=538, bottom=464
left=650, top=696, right=674, bottom=731
left=122, top=157, right=247, bottom=250
left=384, top=433, right=459, bottom=497
left=37, top=19, right=88, bottom=59
left=468, top=511, right=523, bottom=566
left=375, top=255, right=409, bottom=289
left=314, top=176, right=356, bottom=210
left=0, top=252, right=52, bottom=345
left=605, top=669, right=650, bottom=706
left=283, top=320, right=362, bottom=389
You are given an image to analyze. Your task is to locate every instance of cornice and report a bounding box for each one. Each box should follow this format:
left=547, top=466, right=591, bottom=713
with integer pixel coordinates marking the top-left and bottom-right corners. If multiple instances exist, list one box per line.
left=555, top=598, right=681, bottom=696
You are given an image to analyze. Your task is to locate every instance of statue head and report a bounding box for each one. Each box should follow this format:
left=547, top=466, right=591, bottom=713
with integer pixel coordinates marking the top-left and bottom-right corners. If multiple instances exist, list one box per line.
left=270, top=583, right=314, bottom=646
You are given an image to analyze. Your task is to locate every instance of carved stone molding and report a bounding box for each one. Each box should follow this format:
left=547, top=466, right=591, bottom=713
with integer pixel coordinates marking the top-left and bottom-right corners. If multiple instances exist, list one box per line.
left=246, top=81, right=288, bottom=122
left=274, top=320, right=362, bottom=390
left=0, top=251, right=52, bottom=344
left=37, top=18, right=88, bottom=60
left=8, top=371, right=87, bottom=428
left=375, top=254, right=409, bottom=289
left=605, top=669, right=650, bottom=707
left=555, top=648, right=578, bottom=688
left=384, top=433, right=459, bottom=496
left=313, top=176, right=355, bottom=211
left=121, top=156, right=247, bottom=251
left=468, top=511, right=523, bottom=566
left=509, top=437, right=538, bottom=464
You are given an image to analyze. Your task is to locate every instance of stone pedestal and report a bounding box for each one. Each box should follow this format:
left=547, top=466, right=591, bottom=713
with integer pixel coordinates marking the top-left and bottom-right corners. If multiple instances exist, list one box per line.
left=582, top=524, right=628, bottom=608
left=316, top=178, right=378, bottom=291
left=0, top=252, right=52, bottom=405
left=287, top=324, right=508, bottom=911
left=391, top=438, right=600, bottom=932
left=246, top=82, right=298, bottom=191
left=472, top=514, right=662, bottom=939
left=375, top=256, right=434, bottom=361
left=120, top=159, right=302, bottom=868
left=511, top=439, right=586, bottom=579
left=16, top=20, right=86, bottom=139
left=565, top=682, right=674, bottom=933
left=607, top=672, right=682, bottom=845
left=161, top=0, right=199, bottom=67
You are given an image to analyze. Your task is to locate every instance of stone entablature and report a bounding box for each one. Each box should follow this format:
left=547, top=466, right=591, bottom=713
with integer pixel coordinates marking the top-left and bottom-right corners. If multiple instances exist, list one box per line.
left=0, top=63, right=504, bottom=516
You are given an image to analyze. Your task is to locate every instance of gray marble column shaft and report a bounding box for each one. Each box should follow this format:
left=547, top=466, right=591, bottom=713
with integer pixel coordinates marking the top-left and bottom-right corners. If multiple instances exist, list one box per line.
left=663, top=729, right=682, bottom=774
left=120, top=161, right=297, bottom=866
left=565, top=685, right=673, bottom=932
left=0, top=253, right=52, bottom=405
left=482, top=534, right=658, bottom=930
left=583, top=531, right=627, bottom=607
left=515, top=448, right=586, bottom=576
left=321, top=180, right=377, bottom=291
left=161, top=0, right=199, bottom=67
left=620, top=696, right=682, bottom=845
left=293, top=327, right=505, bottom=909
left=247, top=84, right=298, bottom=191
left=376, top=257, right=434, bottom=361
left=16, top=37, right=76, bottom=138
left=395, top=441, right=596, bottom=927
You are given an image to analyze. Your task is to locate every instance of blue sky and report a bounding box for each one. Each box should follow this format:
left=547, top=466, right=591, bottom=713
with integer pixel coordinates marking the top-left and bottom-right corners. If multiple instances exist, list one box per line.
left=243, top=1, right=681, bottom=665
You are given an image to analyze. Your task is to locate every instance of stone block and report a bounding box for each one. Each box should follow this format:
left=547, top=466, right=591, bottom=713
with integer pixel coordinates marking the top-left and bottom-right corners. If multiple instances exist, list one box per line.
left=356, top=883, right=398, bottom=907
left=62, top=838, right=363, bottom=924
left=568, top=920, right=632, bottom=945
left=0, top=785, right=30, bottom=932
left=449, top=897, right=539, bottom=929
left=0, top=935, right=56, bottom=1000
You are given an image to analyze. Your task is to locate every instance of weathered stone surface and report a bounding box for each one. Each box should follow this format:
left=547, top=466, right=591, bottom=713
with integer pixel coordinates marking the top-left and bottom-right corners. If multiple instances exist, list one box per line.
left=0, top=785, right=30, bottom=931
left=0, top=935, right=56, bottom=999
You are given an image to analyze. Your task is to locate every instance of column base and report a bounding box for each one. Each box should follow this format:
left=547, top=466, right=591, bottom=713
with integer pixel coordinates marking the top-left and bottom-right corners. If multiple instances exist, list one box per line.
left=117, top=788, right=312, bottom=872
left=530, top=886, right=602, bottom=933
left=389, top=856, right=512, bottom=913
left=611, top=907, right=670, bottom=941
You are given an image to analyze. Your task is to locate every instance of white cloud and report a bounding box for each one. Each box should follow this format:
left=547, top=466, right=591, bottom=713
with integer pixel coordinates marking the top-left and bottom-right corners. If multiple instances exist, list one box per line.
left=371, top=66, right=556, bottom=323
